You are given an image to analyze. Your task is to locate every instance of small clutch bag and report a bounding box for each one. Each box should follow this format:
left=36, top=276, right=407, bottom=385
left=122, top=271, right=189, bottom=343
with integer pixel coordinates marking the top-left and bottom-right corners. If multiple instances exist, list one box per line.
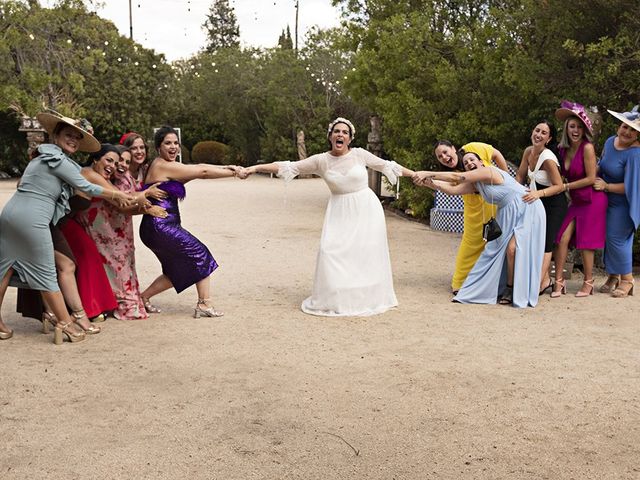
left=482, top=217, right=502, bottom=242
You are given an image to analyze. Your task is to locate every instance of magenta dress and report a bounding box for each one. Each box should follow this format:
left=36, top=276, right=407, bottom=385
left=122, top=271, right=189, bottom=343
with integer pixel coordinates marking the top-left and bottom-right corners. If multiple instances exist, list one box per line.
left=139, top=180, right=218, bottom=293
left=555, top=141, right=607, bottom=249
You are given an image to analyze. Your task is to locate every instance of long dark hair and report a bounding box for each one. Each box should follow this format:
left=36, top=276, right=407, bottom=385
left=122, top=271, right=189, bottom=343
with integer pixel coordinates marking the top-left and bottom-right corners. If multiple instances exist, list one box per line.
left=154, top=125, right=179, bottom=150
left=87, top=143, right=120, bottom=166
left=536, top=119, right=560, bottom=158
left=433, top=139, right=462, bottom=171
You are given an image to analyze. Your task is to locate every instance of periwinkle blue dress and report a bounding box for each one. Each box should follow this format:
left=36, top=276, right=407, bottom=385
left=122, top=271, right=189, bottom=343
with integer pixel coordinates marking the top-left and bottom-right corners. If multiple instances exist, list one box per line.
left=454, top=168, right=546, bottom=308
left=139, top=180, right=217, bottom=293
left=0, top=144, right=103, bottom=291
left=598, top=136, right=640, bottom=274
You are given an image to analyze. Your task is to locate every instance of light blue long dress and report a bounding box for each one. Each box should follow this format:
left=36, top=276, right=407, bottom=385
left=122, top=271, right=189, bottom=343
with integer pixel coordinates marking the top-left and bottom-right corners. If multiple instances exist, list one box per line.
left=598, top=136, right=640, bottom=274
left=453, top=168, right=546, bottom=308
left=0, top=144, right=103, bottom=291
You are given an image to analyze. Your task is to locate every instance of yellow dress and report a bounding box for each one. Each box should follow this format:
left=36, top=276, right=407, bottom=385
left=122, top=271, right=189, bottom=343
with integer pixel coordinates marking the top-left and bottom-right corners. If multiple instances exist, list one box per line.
left=451, top=142, right=498, bottom=291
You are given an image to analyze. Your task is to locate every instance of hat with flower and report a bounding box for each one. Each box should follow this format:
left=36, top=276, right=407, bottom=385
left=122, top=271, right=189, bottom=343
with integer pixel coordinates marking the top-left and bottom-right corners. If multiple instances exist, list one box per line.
left=555, top=100, right=593, bottom=135
left=36, top=110, right=100, bottom=152
left=607, top=105, right=640, bottom=134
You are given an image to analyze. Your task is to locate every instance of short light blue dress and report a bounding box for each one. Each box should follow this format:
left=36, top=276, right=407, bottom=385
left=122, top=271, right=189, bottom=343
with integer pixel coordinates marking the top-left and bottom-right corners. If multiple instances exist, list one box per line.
left=0, top=144, right=103, bottom=291
left=598, top=135, right=640, bottom=274
left=454, top=168, right=546, bottom=308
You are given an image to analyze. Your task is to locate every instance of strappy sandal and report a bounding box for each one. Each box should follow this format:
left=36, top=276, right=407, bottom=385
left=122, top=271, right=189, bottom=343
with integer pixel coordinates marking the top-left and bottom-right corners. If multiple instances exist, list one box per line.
left=575, top=278, right=594, bottom=297
left=498, top=285, right=513, bottom=305
left=539, top=279, right=554, bottom=295
left=598, top=275, right=620, bottom=293
left=193, top=299, right=224, bottom=318
left=72, top=309, right=101, bottom=334
left=141, top=296, right=162, bottom=314
left=612, top=279, right=635, bottom=298
left=550, top=278, right=566, bottom=298
left=53, top=319, right=86, bottom=345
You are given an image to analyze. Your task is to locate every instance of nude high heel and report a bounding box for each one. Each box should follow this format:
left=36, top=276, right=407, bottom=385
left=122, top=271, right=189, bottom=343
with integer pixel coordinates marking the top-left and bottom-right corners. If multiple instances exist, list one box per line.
left=193, top=299, right=224, bottom=318
left=42, top=311, right=56, bottom=334
left=72, top=309, right=101, bottom=334
left=53, top=319, right=86, bottom=345
left=575, top=278, right=594, bottom=298
left=0, top=321, right=13, bottom=340
left=599, top=275, right=620, bottom=293
left=612, top=279, right=634, bottom=298
left=550, top=278, right=566, bottom=298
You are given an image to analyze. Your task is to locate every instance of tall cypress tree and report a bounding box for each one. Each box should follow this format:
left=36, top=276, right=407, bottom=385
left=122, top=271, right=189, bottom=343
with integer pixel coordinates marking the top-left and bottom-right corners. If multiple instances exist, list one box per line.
left=202, top=0, right=240, bottom=52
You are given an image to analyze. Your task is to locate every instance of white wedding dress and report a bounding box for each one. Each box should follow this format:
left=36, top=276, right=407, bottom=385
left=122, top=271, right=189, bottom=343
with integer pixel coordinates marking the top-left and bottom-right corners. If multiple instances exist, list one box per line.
left=276, top=148, right=401, bottom=316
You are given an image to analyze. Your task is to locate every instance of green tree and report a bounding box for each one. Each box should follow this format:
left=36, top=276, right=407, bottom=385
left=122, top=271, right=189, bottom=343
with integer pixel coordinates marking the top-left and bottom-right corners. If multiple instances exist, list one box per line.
left=278, top=26, right=293, bottom=50
left=202, top=0, right=240, bottom=53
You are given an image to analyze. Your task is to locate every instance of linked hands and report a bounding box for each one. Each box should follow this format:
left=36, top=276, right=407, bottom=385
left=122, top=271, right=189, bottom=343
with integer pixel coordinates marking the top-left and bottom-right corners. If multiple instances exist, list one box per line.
left=411, top=170, right=437, bottom=188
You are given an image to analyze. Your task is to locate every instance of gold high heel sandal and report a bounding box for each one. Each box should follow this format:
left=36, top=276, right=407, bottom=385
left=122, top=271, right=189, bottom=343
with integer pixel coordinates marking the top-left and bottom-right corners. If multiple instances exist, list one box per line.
left=72, top=309, right=101, bottom=334
left=550, top=278, right=566, bottom=298
left=598, top=275, right=620, bottom=293
left=0, top=319, right=13, bottom=340
left=53, top=319, right=86, bottom=345
left=42, top=311, right=57, bottom=334
left=575, top=278, right=594, bottom=298
left=141, top=296, right=161, bottom=314
left=612, top=279, right=635, bottom=298
left=193, top=299, right=224, bottom=318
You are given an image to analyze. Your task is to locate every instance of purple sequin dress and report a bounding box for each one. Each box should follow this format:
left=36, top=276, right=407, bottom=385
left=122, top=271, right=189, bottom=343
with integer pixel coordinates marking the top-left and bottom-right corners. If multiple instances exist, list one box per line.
left=139, top=180, right=218, bottom=293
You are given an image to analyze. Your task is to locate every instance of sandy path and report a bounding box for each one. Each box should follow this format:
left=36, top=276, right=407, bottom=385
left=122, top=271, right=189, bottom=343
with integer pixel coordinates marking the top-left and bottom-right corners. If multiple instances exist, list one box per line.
left=0, top=175, right=638, bottom=479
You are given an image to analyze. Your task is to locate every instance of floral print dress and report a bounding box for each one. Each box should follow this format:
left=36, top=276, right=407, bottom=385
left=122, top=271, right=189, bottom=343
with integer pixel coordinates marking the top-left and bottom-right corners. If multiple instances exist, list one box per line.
left=75, top=171, right=148, bottom=320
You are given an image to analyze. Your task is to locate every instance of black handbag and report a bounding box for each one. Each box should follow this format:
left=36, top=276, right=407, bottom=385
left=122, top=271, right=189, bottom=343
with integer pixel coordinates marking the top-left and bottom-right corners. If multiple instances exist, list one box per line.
left=482, top=168, right=502, bottom=242
left=482, top=217, right=502, bottom=242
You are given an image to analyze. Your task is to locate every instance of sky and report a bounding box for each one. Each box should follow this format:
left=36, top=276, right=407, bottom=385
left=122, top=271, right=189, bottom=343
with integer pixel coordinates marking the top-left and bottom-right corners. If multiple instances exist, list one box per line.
left=42, top=0, right=342, bottom=61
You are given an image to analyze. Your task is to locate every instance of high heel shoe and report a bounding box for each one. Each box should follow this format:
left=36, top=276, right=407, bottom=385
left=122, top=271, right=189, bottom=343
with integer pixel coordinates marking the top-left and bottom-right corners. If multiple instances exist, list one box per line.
left=0, top=319, right=13, bottom=340
left=612, top=279, right=635, bottom=298
left=598, top=275, right=620, bottom=293
left=550, top=278, right=566, bottom=298
left=575, top=278, right=594, bottom=297
left=72, top=309, right=101, bottom=334
left=193, top=299, right=224, bottom=318
left=141, top=296, right=161, bottom=314
left=42, top=311, right=57, bottom=334
left=53, top=319, right=86, bottom=345
left=539, top=279, right=554, bottom=295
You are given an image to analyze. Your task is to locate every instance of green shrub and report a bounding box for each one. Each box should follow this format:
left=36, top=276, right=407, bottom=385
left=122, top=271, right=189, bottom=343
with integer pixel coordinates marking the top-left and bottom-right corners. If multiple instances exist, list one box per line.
left=191, top=141, right=231, bottom=165
left=181, top=146, right=191, bottom=164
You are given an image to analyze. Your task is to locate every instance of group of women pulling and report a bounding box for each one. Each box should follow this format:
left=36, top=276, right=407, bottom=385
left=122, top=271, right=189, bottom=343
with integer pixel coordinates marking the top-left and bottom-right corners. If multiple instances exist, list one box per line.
left=0, top=103, right=638, bottom=344
left=414, top=101, right=640, bottom=307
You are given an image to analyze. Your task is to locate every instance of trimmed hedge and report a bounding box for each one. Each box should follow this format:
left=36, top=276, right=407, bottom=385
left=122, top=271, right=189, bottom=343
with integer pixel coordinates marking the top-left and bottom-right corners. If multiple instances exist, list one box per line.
left=191, top=141, right=231, bottom=165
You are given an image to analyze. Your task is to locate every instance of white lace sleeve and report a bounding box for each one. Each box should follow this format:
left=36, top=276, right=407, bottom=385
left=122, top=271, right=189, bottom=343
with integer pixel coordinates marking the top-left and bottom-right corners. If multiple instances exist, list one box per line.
left=275, top=156, right=321, bottom=183
left=358, top=148, right=403, bottom=185
left=275, top=161, right=298, bottom=183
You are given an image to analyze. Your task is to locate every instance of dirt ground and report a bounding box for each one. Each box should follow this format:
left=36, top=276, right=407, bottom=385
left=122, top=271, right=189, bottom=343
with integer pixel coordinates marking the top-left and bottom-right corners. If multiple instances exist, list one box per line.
left=0, top=175, right=638, bottom=480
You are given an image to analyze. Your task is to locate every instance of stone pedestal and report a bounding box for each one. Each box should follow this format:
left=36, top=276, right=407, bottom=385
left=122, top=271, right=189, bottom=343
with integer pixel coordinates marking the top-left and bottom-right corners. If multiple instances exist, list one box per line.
left=18, top=116, right=46, bottom=157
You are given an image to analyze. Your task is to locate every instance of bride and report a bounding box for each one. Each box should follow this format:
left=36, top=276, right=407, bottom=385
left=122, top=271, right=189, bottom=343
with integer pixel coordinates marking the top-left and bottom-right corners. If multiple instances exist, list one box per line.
left=245, top=117, right=414, bottom=316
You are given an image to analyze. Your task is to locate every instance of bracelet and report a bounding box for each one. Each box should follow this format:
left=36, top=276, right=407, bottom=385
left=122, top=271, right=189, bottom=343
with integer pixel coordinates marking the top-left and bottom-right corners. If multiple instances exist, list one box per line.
left=542, top=189, right=546, bottom=197
left=564, top=182, right=569, bottom=192
left=604, top=183, right=609, bottom=192
left=110, top=190, right=115, bottom=200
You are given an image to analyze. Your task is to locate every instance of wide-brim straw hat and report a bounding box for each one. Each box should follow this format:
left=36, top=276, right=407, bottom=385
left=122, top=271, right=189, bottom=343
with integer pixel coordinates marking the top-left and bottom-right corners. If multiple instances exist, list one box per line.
left=36, top=111, right=100, bottom=152
left=607, top=105, right=640, bottom=134
left=555, top=100, right=594, bottom=135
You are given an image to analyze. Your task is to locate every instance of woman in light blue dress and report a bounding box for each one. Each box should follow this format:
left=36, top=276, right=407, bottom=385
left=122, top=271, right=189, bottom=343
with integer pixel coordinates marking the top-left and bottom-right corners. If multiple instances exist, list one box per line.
left=593, top=106, right=640, bottom=298
left=418, top=151, right=546, bottom=307
left=0, top=112, right=133, bottom=343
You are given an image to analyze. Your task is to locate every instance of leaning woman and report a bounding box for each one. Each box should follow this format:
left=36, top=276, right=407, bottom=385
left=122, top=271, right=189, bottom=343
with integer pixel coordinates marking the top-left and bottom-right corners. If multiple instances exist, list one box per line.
left=417, top=151, right=546, bottom=308
left=244, top=117, right=415, bottom=316
left=0, top=112, right=132, bottom=342
left=138, top=126, right=243, bottom=317
left=593, top=106, right=640, bottom=298
left=413, top=140, right=508, bottom=293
